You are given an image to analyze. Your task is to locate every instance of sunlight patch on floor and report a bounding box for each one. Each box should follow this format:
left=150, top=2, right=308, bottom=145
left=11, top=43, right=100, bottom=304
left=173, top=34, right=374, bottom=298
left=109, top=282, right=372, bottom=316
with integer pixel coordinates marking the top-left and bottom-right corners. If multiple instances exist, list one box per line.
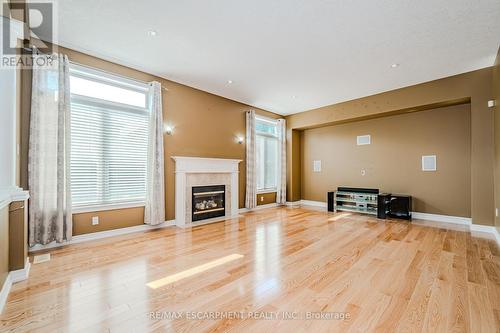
left=328, top=213, right=352, bottom=221
left=146, top=254, right=244, bottom=289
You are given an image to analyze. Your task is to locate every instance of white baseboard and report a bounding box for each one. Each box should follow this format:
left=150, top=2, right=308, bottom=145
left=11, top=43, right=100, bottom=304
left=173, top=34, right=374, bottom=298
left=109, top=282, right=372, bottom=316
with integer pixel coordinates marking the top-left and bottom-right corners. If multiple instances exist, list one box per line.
left=0, top=274, right=12, bottom=314
left=494, top=227, right=500, bottom=245
left=29, top=220, right=176, bottom=252
left=0, top=257, right=31, bottom=314
left=411, top=212, right=472, bottom=225
left=239, top=203, right=279, bottom=213
left=285, top=200, right=327, bottom=208
left=299, top=200, right=327, bottom=208
left=470, top=224, right=500, bottom=245
left=10, top=258, right=31, bottom=283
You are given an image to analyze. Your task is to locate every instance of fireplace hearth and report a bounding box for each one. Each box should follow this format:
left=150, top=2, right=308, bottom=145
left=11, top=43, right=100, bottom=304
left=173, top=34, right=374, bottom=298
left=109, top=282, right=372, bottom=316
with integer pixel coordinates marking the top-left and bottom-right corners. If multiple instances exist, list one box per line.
left=192, top=185, right=225, bottom=221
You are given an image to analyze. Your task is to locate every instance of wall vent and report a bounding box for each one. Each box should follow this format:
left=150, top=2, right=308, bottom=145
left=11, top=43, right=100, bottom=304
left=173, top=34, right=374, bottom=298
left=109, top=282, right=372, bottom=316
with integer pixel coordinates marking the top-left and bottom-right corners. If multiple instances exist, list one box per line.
left=422, top=155, right=437, bottom=171
left=357, top=135, right=371, bottom=146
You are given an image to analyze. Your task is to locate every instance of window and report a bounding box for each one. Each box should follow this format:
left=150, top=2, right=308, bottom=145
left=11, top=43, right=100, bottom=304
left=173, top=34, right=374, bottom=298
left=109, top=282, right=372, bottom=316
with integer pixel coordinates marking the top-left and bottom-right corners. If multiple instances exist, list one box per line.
left=69, top=64, right=150, bottom=210
left=255, top=116, right=278, bottom=192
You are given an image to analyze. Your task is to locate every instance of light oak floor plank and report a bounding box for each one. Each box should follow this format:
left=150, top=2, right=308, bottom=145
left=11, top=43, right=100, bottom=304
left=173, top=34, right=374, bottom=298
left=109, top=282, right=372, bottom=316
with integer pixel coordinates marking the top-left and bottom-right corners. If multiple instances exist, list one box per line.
left=0, top=206, right=499, bottom=333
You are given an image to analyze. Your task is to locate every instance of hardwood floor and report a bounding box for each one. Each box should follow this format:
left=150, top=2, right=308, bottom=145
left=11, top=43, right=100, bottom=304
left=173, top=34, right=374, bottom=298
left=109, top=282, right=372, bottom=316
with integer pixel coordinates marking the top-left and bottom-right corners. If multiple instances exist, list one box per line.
left=1, top=206, right=499, bottom=332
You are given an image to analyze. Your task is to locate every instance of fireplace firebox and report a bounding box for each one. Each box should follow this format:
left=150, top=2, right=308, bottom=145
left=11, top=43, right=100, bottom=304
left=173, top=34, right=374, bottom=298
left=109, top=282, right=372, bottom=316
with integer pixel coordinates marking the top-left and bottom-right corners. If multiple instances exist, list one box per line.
left=192, top=185, right=225, bottom=222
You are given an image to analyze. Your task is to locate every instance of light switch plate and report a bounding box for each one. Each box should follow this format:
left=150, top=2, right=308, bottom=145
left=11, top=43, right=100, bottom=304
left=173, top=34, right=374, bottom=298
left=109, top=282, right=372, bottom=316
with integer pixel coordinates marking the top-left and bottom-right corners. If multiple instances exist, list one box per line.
left=313, top=160, right=322, bottom=172
left=92, top=216, right=99, bottom=225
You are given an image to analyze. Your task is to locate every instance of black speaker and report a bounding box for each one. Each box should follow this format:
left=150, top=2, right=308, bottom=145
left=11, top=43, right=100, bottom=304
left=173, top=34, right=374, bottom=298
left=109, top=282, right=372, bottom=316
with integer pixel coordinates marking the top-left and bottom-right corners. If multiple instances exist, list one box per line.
left=377, top=193, right=391, bottom=219
left=388, top=195, right=412, bottom=220
left=327, top=191, right=335, bottom=212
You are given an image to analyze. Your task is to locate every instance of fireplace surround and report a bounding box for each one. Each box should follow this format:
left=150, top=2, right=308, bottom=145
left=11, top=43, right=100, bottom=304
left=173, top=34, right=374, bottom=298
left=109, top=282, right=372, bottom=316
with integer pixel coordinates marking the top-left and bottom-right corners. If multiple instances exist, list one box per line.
left=171, top=156, right=241, bottom=227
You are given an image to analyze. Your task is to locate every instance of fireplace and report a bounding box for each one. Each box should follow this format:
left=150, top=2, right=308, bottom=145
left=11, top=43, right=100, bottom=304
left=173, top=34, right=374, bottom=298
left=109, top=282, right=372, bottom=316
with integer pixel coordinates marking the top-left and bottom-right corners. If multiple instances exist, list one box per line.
left=172, top=156, right=241, bottom=226
left=192, top=185, right=226, bottom=222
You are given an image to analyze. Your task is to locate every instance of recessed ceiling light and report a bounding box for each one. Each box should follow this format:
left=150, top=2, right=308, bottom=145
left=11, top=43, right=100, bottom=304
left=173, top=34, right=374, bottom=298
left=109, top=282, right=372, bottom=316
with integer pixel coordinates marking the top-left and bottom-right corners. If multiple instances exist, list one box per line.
left=292, top=95, right=297, bottom=99
left=147, top=30, right=157, bottom=37
left=391, top=63, right=399, bottom=68
left=227, top=80, right=233, bottom=84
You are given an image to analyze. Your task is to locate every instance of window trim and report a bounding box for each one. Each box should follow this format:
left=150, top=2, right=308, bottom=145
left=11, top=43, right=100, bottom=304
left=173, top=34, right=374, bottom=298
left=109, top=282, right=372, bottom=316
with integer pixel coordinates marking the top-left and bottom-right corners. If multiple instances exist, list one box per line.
left=257, top=188, right=277, bottom=194
left=255, top=115, right=278, bottom=126
left=255, top=115, right=279, bottom=192
left=71, top=94, right=149, bottom=114
left=69, top=62, right=150, bottom=93
left=72, top=201, right=146, bottom=214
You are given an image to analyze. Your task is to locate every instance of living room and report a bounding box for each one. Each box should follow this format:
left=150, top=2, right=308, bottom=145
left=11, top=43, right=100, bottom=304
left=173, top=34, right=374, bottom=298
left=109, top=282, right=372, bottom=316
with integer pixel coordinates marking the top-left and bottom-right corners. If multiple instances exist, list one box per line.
left=0, top=1, right=499, bottom=332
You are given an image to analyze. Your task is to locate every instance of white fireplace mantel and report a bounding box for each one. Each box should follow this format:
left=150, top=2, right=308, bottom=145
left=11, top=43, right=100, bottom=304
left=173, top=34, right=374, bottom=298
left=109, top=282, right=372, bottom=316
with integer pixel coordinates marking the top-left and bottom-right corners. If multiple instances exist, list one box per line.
left=171, top=156, right=242, bottom=227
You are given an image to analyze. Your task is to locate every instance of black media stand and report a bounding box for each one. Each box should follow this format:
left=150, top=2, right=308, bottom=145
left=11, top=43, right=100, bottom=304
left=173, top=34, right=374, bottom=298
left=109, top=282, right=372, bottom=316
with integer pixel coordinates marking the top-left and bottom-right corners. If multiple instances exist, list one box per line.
left=327, top=187, right=412, bottom=220
left=377, top=194, right=412, bottom=220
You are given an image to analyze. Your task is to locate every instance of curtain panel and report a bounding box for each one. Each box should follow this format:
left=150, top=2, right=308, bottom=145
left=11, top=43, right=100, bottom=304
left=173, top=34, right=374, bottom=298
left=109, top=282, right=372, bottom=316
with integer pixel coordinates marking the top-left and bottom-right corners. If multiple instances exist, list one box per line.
left=144, top=81, right=166, bottom=225
left=277, top=119, right=287, bottom=204
left=29, top=52, right=72, bottom=246
left=245, top=110, right=257, bottom=209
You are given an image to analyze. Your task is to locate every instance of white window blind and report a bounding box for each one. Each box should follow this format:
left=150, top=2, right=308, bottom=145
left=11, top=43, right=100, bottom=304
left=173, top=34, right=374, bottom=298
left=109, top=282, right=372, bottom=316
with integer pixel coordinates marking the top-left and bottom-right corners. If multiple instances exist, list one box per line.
left=69, top=64, right=150, bottom=209
left=255, top=116, right=278, bottom=192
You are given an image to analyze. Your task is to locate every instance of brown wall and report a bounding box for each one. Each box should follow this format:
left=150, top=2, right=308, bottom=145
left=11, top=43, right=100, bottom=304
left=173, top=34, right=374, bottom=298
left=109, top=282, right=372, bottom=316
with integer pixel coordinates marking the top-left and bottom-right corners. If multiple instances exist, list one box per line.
left=257, top=192, right=277, bottom=206
left=286, top=68, right=495, bottom=226
left=0, top=206, right=9, bottom=291
left=73, top=207, right=145, bottom=236
left=289, top=130, right=302, bottom=202
left=494, top=48, right=500, bottom=232
left=8, top=200, right=27, bottom=270
left=301, top=104, right=471, bottom=217
left=22, top=46, right=280, bottom=234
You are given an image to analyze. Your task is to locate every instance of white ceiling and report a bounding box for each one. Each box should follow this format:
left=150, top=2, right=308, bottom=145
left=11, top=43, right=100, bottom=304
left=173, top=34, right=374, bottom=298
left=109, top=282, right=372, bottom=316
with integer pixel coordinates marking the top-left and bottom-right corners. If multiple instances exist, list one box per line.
left=51, top=0, right=500, bottom=115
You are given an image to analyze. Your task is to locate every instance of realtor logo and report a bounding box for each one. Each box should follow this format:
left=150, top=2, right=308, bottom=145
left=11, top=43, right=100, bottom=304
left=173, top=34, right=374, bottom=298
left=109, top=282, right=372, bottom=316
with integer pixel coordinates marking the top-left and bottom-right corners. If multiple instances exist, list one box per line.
left=2, top=1, right=54, bottom=55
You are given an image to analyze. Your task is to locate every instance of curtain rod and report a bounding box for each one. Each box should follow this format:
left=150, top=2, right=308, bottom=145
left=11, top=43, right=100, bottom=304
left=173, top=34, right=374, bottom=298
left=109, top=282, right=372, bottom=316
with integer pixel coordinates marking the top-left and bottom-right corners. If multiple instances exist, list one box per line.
left=19, top=42, right=169, bottom=91
left=68, top=60, right=169, bottom=91
left=23, top=46, right=168, bottom=91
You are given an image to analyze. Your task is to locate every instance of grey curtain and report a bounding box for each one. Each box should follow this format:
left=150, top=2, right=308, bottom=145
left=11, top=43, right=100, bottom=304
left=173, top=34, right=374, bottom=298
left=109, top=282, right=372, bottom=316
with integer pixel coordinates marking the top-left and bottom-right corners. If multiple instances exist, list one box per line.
left=245, top=110, right=257, bottom=209
left=29, top=52, right=72, bottom=246
left=144, top=81, right=165, bottom=225
left=277, top=119, right=287, bottom=204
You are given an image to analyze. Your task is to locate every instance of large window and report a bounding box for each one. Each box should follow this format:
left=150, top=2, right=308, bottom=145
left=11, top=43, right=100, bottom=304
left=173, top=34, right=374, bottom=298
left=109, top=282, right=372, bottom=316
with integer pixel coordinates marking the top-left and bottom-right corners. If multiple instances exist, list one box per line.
left=256, top=116, right=278, bottom=192
left=69, top=64, right=150, bottom=210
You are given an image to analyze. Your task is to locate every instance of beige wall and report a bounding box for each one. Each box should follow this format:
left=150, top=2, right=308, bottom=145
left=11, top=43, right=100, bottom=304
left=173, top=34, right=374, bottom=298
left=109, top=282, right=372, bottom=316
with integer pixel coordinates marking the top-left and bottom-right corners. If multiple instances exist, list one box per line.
left=301, top=104, right=471, bottom=217
left=286, top=68, right=495, bottom=226
left=21, top=46, right=280, bottom=234
left=0, top=206, right=9, bottom=291
left=494, top=48, right=500, bottom=232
